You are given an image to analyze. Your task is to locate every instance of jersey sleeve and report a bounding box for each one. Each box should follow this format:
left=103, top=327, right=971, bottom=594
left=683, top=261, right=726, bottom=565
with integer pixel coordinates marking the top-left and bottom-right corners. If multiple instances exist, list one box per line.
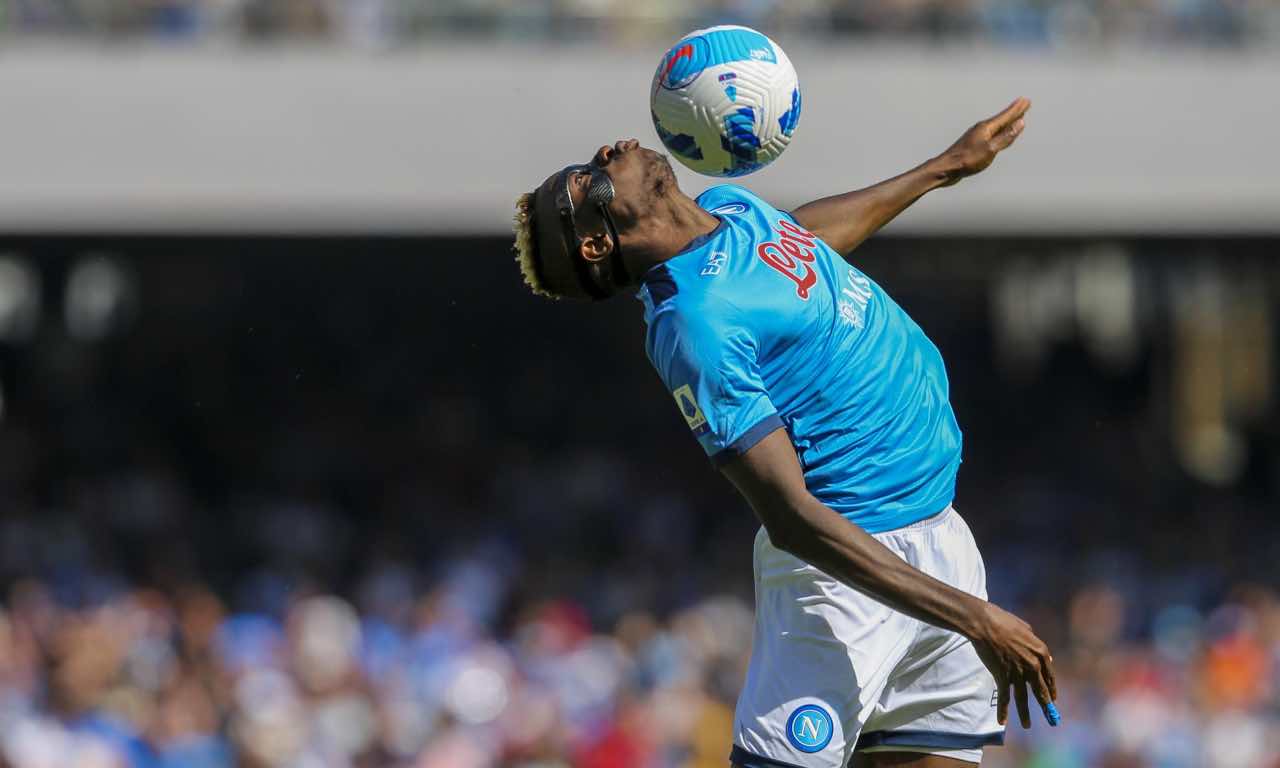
left=646, top=298, right=785, bottom=465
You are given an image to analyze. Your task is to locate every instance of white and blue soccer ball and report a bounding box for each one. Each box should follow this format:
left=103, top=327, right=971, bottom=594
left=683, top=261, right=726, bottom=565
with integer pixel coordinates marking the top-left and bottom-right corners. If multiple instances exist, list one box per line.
left=650, top=25, right=801, bottom=178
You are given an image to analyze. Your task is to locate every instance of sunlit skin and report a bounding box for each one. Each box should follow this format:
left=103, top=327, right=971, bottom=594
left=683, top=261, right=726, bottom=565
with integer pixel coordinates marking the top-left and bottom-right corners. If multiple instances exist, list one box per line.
left=531, top=139, right=718, bottom=300
left=530, top=99, right=1054, bottom=768
left=531, top=98, right=1033, bottom=306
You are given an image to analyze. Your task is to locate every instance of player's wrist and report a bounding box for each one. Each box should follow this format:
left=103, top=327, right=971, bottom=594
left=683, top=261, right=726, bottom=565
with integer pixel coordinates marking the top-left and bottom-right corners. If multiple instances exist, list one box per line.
left=953, top=594, right=993, bottom=641
left=924, top=153, right=966, bottom=188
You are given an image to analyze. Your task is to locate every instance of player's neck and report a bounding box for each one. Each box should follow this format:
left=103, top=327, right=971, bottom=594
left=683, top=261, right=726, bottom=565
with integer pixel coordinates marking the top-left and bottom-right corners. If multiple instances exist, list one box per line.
left=623, top=194, right=720, bottom=278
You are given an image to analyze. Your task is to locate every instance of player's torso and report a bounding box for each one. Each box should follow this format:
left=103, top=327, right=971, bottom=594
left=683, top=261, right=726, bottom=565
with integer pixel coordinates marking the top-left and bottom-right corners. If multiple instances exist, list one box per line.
left=656, top=186, right=962, bottom=531
left=679, top=195, right=925, bottom=444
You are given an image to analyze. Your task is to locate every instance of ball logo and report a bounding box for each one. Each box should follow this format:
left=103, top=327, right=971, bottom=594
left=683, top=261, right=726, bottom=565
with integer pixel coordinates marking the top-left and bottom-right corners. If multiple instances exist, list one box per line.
left=757, top=219, right=819, bottom=300
left=785, top=704, right=833, bottom=753
left=658, top=36, right=710, bottom=90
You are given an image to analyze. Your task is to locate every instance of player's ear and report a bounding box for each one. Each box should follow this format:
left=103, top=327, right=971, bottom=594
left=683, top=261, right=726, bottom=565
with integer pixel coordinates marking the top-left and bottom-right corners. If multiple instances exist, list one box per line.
left=579, top=232, right=613, bottom=263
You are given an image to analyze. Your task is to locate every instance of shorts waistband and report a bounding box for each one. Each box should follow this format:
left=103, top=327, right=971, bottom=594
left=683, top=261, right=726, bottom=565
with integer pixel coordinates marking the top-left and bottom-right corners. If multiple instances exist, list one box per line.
left=878, top=505, right=955, bottom=534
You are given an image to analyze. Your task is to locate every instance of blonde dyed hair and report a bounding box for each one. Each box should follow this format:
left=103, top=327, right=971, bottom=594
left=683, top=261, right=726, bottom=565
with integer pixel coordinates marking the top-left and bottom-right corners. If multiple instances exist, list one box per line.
left=512, top=192, right=559, bottom=299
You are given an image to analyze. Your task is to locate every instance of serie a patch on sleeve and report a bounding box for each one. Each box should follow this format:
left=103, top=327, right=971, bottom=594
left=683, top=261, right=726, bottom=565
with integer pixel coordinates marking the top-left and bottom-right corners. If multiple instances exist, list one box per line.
left=672, top=384, right=710, bottom=436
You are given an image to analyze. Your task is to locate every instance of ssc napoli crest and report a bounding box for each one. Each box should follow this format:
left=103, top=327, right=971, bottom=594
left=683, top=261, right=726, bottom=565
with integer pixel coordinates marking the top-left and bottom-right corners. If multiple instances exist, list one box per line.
left=785, top=704, right=833, bottom=753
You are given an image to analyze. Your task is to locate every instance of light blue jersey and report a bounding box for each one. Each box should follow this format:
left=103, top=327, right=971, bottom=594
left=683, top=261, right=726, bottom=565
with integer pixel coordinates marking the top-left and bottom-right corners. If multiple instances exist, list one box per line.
left=638, top=185, right=962, bottom=533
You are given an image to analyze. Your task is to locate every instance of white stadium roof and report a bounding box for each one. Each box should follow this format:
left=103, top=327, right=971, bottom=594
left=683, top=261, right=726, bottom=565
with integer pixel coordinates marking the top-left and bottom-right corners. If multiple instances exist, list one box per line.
left=0, top=44, right=1276, bottom=234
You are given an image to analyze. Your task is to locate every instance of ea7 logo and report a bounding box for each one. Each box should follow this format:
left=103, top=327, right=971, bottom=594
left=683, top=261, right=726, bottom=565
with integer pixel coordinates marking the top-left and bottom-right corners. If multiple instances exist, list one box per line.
left=757, top=219, right=819, bottom=299
left=701, top=251, right=727, bottom=276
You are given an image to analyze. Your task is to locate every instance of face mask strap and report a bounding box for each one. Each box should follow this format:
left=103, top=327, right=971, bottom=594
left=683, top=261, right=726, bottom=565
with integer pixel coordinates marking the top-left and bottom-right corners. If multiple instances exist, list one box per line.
left=554, top=163, right=625, bottom=300
left=599, top=210, right=630, bottom=289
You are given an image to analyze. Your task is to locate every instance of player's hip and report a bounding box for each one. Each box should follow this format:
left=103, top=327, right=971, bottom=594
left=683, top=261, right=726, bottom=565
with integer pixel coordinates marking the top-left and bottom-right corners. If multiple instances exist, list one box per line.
left=752, top=503, right=986, bottom=599
left=736, top=507, right=999, bottom=766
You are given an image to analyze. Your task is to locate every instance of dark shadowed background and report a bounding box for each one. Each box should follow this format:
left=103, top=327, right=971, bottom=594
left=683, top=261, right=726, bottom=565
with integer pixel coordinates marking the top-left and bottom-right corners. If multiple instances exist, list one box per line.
left=1, top=233, right=1276, bottom=767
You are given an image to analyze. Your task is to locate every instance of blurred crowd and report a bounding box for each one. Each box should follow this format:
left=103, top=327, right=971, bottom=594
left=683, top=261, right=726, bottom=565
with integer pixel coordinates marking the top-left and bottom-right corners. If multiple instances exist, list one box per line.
left=1, top=0, right=1278, bottom=48
left=1, top=493, right=1280, bottom=768
left=0, top=240, right=1277, bottom=767
left=0, top=546, right=756, bottom=768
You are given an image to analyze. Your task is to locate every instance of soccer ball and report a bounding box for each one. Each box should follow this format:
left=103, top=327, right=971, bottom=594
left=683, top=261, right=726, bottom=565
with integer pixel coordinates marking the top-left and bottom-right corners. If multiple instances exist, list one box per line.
left=650, top=25, right=801, bottom=178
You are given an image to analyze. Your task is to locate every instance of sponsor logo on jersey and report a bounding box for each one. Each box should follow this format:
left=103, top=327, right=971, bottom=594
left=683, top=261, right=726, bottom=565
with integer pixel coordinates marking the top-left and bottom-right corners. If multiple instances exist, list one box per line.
left=757, top=218, right=819, bottom=300
left=785, top=704, right=833, bottom=753
left=672, top=384, right=709, bottom=436
left=838, top=268, right=873, bottom=328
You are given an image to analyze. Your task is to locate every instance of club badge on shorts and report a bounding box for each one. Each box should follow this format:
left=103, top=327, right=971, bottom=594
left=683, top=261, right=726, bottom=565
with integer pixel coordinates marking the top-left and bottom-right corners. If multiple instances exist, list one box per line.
left=785, top=703, right=833, bottom=753
left=672, top=384, right=709, bottom=436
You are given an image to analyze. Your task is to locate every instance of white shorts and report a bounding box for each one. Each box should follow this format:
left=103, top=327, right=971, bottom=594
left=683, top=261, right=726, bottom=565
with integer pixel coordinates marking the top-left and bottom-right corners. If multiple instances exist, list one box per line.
left=731, top=506, right=1003, bottom=767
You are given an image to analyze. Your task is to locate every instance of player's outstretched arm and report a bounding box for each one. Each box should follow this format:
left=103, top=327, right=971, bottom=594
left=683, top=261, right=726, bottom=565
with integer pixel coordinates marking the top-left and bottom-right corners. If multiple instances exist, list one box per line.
left=720, top=427, right=1057, bottom=729
left=790, top=98, right=1031, bottom=258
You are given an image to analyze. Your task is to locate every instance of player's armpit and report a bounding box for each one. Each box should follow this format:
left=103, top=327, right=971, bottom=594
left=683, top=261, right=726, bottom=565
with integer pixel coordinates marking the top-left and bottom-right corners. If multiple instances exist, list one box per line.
left=789, top=160, right=952, bottom=258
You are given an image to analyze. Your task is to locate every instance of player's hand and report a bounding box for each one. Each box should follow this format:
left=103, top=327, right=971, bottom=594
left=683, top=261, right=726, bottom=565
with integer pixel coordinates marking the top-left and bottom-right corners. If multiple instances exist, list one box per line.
left=968, top=600, right=1057, bottom=729
left=935, top=97, right=1031, bottom=187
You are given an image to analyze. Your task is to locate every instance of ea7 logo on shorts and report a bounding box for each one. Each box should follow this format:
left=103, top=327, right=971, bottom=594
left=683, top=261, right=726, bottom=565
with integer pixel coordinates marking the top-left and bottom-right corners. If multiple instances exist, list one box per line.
left=785, top=704, right=833, bottom=753
left=757, top=219, right=819, bottom=300
left=672, top=385, right=709, bottom=436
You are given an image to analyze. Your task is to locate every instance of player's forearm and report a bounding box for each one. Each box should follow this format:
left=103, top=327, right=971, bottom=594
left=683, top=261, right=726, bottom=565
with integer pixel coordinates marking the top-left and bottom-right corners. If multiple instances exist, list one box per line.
left=766, top=493, right=986, bottom=639
left=790, top=155, right=962, bottom=258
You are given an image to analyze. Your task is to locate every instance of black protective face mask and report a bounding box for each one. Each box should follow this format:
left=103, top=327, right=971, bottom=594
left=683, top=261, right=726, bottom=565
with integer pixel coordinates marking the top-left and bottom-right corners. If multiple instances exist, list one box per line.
left=552, top=163, right=631, bottom=300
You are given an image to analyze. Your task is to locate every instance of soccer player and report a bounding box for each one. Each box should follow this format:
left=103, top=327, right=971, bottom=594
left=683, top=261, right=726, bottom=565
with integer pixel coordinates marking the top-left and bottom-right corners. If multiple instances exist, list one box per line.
left=511, top=98, right=1056, bottom=767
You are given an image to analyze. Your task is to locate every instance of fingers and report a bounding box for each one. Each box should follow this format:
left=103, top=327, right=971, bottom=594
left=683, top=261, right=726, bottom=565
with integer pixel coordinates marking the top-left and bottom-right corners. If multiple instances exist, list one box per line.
left=1030, top=658, right=1062, bottom=727
left=1029, top=664, right=1053, bottom=711
left=1022, top=646, right=1059, bottom=728
left=1014, top=676, right=1032, bottom=729
left=996, top=677, right=1009, bottom=726
left=1043, top=651, right=1058, bottom=702
left=989, top=117, right=1026, bottom=152
left=986, top=97, right=1032, bottom=132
